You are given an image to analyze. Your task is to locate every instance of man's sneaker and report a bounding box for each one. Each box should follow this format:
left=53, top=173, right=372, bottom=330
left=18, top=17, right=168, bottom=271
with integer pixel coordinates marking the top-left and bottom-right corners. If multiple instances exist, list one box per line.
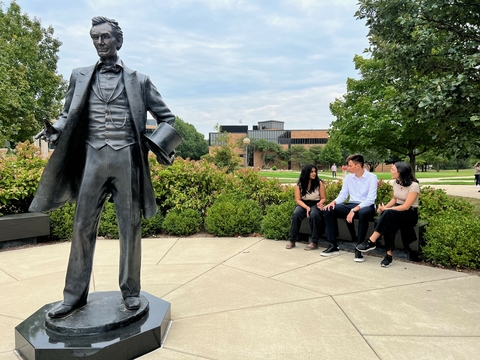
left=354, top=250, right=365, bottom=262
left=321, top=244, right=339, bottom=257
left=356, top=239, right=376, bottom=253
left=381, top=255, right=393, bottom=267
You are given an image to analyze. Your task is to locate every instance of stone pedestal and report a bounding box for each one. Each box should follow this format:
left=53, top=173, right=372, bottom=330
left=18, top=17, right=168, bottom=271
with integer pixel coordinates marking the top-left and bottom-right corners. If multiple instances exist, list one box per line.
left=15, top=291, right=171, bottom=360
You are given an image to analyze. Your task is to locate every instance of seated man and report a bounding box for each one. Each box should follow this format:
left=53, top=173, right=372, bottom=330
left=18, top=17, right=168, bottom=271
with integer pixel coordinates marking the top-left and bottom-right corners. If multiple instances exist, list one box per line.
left=321, top=154, right=377, bottom=262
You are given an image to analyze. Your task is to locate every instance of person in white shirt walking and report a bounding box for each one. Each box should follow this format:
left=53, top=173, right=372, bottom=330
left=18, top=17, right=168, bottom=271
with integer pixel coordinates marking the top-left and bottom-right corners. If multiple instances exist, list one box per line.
left=322, top=154, right=378, bottom=262
left=331, top=163, right=337, bottom=178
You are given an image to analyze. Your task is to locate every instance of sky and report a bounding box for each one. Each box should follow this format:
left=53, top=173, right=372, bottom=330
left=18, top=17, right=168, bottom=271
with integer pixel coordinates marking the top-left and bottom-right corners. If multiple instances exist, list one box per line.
left=13, top=0, right=370, bottom=139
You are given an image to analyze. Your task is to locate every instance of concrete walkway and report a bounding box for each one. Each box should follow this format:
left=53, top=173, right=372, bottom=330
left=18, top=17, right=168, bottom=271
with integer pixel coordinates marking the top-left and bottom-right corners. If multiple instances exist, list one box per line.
left=1, top=237, right=479, bottom=359
left=427, top=184, right=480, bottom=199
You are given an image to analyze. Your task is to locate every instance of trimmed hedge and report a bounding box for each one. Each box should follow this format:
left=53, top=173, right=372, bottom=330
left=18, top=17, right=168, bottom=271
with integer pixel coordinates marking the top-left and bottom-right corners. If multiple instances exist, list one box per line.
left=163, top=209, right=202, bottom=236
left=261, top=200, right=297, bottom=240
left=204, top=193, right=262, bottom=237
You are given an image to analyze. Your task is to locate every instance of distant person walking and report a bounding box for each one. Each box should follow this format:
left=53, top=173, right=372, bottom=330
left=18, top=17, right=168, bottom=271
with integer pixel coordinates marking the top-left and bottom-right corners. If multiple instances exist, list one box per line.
left=341, top=164, right=347, bottom=178
left=331, top=163, right=337, bottom=178
left=475, top=162, right=480, bottom=191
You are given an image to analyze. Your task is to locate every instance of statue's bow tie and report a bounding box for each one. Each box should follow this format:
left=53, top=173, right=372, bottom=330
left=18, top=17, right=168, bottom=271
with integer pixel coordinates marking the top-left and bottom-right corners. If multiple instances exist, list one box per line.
left=99, top=65, right=122, bottom=73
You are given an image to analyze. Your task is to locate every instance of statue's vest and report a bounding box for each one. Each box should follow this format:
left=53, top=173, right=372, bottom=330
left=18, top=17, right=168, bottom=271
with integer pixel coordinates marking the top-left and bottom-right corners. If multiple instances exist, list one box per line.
left=86, top=70, right=135, bottom=150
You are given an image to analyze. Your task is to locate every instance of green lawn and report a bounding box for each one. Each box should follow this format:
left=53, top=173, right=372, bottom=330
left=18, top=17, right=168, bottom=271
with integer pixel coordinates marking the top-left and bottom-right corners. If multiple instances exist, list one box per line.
left=260, top=169, right=476, bottom=184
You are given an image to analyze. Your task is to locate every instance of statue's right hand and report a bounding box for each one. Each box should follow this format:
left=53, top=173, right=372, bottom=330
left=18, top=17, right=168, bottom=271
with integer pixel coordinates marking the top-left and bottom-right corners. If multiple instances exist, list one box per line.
left=34, top=127, right=60, bottom=143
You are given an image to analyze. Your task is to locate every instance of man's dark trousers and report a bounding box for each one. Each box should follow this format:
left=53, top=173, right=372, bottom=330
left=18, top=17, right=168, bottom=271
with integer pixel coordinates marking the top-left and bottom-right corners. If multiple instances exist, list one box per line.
left=324, top=202, right=375, bottom=245
left=62, top=144, right=141, bottom=307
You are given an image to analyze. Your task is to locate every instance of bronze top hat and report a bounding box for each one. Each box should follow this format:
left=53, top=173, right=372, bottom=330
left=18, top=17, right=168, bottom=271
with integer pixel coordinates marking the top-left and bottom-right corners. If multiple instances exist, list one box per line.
left=144, top=122, right=182, bottom=165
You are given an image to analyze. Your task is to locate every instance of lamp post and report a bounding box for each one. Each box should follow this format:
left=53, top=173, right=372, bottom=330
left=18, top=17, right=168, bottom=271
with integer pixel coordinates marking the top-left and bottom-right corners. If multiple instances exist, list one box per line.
left=243, top=137, right=250, bottom=167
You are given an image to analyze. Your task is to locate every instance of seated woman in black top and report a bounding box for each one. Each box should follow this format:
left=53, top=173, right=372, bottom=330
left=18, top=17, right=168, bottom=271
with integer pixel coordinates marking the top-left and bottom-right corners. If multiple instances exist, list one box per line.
left=286, top=164, right=326, bottom=250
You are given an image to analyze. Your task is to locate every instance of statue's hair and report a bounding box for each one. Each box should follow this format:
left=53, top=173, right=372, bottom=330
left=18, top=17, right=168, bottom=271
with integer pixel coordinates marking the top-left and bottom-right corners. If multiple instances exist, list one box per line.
left=91, top=16, right=123, bottom=41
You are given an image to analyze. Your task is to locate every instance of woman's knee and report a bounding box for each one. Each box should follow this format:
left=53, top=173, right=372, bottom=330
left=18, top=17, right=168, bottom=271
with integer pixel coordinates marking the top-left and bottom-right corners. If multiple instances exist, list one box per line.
left=292, top=206, right=305, bottom=219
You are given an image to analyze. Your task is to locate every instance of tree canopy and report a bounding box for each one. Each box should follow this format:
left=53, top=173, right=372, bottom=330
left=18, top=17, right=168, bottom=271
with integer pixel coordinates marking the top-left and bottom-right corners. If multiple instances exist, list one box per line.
left=173, top=116, right=209, bottom=160
left=329, top=0, right=480, bottom=170
left=0, top=1, right=66, bottom=146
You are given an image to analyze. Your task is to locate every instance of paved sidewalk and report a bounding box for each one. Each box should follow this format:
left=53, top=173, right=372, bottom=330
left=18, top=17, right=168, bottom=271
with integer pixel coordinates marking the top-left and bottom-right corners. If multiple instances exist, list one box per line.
left=428, top=184, right=480, bottom=199
left=1, top=238, right=479, bottom=359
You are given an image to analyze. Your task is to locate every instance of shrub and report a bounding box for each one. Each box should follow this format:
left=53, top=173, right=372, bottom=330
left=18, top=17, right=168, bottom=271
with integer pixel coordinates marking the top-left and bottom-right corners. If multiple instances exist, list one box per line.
left=141, top=211, right=164, bottom=237
left=422, top=213, right=480, bottom=269
left=150, top=157, right=229, bottom=216
left=230, top=167, right=287, bottom=210
left=0, top=141, right=46, bottom=215
left=376, top=180, right=393, bottom=206
left=261, top=200, right=296, bottom=240
left=163, top=209, right=202, bottom=236
left=419, top=186, right=474, bottom=223
left=204, top=193, right=262, bottom=236
left=98, top=202, right=119, bottom=239
left=271, top=165, right=277, bottom=171
left=49, top=203, right=75, bottom=240
left=49, top=202, right=164, bottom=240
left=323, top=179, right=342, bottom=203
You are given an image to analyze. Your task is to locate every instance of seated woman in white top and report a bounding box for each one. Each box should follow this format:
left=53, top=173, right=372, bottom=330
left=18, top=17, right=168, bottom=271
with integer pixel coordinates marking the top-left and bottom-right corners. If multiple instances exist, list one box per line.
left=285, top=164, right=326, bottom=250
left=356, top=162, right=420, bottom=267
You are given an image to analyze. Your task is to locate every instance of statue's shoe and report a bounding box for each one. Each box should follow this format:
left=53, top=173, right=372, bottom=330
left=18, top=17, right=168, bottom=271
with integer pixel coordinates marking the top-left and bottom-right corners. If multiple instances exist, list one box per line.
left=124, top=296, right=141, bottom=310
left=47, top=301, right=86, bottom=319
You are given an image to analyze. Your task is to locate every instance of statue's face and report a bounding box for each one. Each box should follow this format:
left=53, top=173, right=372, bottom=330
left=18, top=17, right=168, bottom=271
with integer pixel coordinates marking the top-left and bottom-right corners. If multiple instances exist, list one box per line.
left=90, top=23, right=122, bottom=61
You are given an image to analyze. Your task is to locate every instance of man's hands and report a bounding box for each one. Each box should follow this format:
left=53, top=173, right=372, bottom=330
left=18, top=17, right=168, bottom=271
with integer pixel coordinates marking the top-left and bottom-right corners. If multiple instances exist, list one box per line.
left=324, top=201, right=336, bottom=211
left=346, top=210, right=355, bottom=223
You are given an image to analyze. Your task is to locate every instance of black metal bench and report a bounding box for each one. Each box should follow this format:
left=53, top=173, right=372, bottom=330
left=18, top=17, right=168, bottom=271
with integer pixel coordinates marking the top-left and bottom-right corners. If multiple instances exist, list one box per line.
left=0, top=212, right=50, bottom=249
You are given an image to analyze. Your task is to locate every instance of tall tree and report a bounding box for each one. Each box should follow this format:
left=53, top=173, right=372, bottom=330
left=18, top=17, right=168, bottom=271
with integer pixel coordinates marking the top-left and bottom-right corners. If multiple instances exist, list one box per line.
left=308, top=146, right=323, bottom=168
left=329, top=55, right=434, bottom=173
left=356, top=0, right=480, bottom=161
left=0, top=1, right=66, bottom=146
left=290, top=145, right=313, bottom=169
left=318, top=142, right=342, bottom=168
left=173, top=116, right=209, bottom=160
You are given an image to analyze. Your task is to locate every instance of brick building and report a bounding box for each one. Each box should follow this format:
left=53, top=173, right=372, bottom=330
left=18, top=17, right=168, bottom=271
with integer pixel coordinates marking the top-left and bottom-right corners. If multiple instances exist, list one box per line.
left=209, top=120, right=329, bottom=170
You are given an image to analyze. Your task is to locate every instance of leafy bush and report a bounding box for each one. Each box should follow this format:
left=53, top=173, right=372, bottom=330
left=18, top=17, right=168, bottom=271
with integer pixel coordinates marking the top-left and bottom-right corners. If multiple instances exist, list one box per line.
left=141, top=211, right=164, bottom=237
left=49, top=201, right=164, bottom=240
left=163, top=209, right=202, bottom=236
left=204, top=193, right=262, bottom=236
left=49, top=203, right=75, bottom=240
left=271, top=165, right=277, bottom=171
left=323, top=179, right=342, bottom=203
left=422, top=213, right=480, bottom=269
left=261, top=200, right=296, bottom=240
left=419, top=186, right=474, bottom=223
left=150, top=157, right=230, bottom=216
left=98, top=202, right=119, bottom=239
left=376, top=180, right=393, bottom=206
left=0, top=141, right=46, bottom=215
left=230, top=167, right=287, bottom=210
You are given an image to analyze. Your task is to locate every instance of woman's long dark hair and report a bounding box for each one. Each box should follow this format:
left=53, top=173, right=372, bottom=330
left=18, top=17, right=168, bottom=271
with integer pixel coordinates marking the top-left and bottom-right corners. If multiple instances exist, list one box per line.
left=298, top=164, right=321, bottom=197
left=395, top=161, right=418, bottom=187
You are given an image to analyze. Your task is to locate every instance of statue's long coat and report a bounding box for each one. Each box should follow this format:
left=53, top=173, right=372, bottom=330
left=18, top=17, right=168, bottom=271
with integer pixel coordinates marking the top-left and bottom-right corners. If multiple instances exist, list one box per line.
left=29, top=61, right=175, bottom=218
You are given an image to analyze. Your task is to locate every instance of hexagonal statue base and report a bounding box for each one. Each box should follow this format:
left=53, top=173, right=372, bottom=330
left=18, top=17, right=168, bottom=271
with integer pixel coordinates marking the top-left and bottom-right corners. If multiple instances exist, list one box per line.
left=15, top=291, right=171, bottom=360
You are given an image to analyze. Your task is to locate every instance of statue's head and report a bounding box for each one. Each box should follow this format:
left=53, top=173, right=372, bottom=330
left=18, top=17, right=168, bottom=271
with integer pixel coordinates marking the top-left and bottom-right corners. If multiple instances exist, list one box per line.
left=90, top=16, right=123, bottom=61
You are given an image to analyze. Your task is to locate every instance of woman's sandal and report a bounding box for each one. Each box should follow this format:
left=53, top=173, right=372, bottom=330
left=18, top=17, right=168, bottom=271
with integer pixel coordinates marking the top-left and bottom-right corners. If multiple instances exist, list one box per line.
left=304, top=243, right=318, bottom=251
left=285, top=241, right=295, bottom=249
